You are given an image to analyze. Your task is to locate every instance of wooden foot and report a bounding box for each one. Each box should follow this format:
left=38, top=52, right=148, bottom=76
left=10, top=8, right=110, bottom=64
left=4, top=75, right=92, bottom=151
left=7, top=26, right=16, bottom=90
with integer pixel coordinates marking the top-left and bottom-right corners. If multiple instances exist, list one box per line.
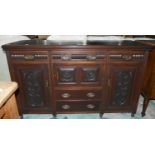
left=52, top=114, right=57, bottom=119
left=131, top=113, right=135, bottom=117
left=99, top=113, right=104, bottom=118
left=141, top=97, right=150, bottom=117
left=19, top=115, right=23, bottom=119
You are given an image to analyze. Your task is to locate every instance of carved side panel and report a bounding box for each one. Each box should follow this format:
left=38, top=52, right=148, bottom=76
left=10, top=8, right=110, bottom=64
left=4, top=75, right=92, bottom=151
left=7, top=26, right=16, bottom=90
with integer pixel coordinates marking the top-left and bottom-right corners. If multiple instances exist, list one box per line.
left=112, top=71, right=133, bottom=106
left=21, top=69, right=45, bottom=107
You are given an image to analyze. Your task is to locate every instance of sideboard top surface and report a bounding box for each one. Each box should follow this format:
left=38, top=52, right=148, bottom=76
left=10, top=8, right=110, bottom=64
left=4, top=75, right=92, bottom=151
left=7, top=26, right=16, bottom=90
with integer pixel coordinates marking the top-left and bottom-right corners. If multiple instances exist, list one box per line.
left=2, top=40, right=151, bottom=51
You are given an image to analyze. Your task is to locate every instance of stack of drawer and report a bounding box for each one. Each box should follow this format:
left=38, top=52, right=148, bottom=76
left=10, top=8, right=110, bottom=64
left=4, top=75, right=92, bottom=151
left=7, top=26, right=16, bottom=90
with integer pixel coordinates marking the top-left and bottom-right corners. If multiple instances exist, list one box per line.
left=52, top=50, right=106, bottom=113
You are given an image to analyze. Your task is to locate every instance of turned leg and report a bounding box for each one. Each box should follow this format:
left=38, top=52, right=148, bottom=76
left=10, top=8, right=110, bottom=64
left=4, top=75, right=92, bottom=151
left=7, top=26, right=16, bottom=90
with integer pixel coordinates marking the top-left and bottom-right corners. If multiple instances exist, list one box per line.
left=141, top=97, right=150, bottom=117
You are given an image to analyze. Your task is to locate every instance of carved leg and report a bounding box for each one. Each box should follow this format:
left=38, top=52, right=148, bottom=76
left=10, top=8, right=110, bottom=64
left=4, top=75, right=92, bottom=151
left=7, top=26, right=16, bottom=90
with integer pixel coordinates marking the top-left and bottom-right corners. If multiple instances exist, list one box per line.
left=99, top=113, right=104, bottom=118
left=141, top=97, right=150, bottom=117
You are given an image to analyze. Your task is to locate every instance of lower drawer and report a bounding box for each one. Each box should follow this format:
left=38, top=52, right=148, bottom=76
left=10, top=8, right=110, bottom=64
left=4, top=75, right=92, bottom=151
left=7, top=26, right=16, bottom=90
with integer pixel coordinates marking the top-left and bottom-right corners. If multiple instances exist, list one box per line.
left=56, top=90, right=102, bottom=100
left=56, top=101, right=100, bottom=112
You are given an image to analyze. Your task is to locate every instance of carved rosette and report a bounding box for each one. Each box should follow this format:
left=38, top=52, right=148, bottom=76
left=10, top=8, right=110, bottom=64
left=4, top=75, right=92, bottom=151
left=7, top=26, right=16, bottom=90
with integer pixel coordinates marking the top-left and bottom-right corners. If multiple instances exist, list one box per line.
left=83, top=68, right=99, bottom=82
left=58, top=68, right=75, bottom=82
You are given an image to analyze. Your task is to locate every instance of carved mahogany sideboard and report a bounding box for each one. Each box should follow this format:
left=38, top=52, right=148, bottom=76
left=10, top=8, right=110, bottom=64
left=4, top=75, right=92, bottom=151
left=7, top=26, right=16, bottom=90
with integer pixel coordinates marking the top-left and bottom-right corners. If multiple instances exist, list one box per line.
left=137, top=40, right=155, bottom=116
left=2, top=40, right=151, bottom=118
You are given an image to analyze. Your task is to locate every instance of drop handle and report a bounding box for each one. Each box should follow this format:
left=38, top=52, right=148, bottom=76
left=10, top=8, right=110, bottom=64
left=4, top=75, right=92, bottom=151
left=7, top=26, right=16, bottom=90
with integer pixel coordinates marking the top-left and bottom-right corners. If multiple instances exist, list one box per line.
left=61, top=55, right=71, bottom=60
left=86, top=104, right=95, bottom=109
left=86, top=92, right=95, bottom=98
left=86, top=55, right=97, bottom=60
left=62, top=104, right=70, bottom=110
left=61, top=93, right=71, bottom=98
left=122, top=55, right=132, bottom=60
left=24, top=55, right=35, bottom=60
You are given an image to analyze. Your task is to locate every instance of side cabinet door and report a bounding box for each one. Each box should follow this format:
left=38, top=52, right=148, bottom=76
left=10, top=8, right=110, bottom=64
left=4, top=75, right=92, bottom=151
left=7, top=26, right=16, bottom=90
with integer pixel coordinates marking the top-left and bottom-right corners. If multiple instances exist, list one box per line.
left=107, top=64, right=139, bottom=111
left=13, top=64, right=52, bottom=113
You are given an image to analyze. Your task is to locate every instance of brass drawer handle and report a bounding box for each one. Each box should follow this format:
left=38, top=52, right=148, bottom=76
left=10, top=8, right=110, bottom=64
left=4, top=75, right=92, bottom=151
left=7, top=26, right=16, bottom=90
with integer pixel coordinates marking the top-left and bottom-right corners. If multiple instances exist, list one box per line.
left=122, top=55, right=132, bottom=60
left=86, top=104, right=95, bottom=109
left=86, top=92, right=95, bottom=98
left=61, top=55, right=71, bottom=60
left=24, top=55, right=35, bottom=60
left=62, top=104, right=70, bottom=110
left=61, top=93, right=71, bottom=98
left=86, top=55, right=97, bottom=60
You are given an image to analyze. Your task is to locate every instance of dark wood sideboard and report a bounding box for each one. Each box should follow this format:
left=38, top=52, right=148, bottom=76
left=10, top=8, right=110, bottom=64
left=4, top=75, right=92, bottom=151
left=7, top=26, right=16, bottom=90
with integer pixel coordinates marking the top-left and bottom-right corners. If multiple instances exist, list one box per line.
left=137, top=40, right=155, bottom=116
left=2, top=40, right=151, bottom=118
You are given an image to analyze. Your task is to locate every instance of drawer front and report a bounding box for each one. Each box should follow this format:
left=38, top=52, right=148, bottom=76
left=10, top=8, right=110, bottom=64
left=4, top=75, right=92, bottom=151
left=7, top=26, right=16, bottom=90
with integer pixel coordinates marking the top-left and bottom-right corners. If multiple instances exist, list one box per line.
left=10, top=51, right=48, bottom=62
left=56, top=101, right=100, bottom=112
left=56, top=90, right=102, bottom=100
left=109, top=52, right=145, bottom=62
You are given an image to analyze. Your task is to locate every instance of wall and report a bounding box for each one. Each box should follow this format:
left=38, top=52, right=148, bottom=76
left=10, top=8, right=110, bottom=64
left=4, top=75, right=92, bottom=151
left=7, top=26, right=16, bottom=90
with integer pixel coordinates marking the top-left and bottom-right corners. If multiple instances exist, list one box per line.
left=0, top=35, right=30, bottom=81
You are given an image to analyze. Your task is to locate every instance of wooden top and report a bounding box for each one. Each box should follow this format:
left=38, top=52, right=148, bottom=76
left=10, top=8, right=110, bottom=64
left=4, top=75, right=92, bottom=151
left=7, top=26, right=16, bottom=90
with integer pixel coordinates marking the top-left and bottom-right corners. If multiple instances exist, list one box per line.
left=0, top=81, right=18, bottom=108
left=2, top=40, right=151, bottom=51
left=138, top=40, right=155, bottom=46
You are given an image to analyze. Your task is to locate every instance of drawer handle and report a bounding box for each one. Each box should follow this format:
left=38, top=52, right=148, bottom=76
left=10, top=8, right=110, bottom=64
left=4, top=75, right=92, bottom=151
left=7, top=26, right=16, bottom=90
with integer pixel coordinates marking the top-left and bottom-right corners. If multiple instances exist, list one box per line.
left=24, top=55, right=35, bottom=60
left=62, top=104, right=70, bottom=110
left=61, top=55, right=71, bottom=60
left=86, top=104, right=95, bottom=109
left=86, top=55, right=97, bottom=60
left=61, top=93, right=71, bottom=98
left=86, top=92, right=95, bottom=98
left=122, top=55, right=132, bottom=60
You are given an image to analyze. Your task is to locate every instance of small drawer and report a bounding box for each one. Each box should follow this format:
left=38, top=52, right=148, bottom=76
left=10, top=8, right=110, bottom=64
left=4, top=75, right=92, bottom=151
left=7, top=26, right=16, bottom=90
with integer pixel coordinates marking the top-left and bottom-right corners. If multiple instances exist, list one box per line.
left=56, top=90, right=102, bottom=100
left=10, top=51, right=48, bottom=62
left=109, top=53, right=145, bottom=61
left=56, top=101, right=100, bottom=112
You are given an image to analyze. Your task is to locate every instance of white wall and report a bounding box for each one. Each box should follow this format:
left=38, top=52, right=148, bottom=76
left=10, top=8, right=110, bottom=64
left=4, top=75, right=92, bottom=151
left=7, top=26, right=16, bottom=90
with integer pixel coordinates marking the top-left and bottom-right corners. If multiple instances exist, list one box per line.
left=0, top=35, right=30, bottom=81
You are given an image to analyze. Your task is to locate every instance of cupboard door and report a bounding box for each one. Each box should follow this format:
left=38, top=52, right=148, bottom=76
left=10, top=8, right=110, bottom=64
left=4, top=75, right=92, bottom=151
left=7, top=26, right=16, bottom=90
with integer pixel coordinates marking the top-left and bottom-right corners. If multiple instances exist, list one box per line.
left=107, top=64, right=139, bottom=111
left=13, top=64, right=52, bottom=113
left=53, top=64, right=105, bottom=86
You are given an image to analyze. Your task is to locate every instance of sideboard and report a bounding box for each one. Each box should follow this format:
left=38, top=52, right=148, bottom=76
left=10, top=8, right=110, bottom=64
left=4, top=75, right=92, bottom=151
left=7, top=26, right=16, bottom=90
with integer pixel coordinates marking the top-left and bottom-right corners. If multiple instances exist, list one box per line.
left=137, top=40, right=155, bottom=116
left=2, top=40, right=151, bottom=118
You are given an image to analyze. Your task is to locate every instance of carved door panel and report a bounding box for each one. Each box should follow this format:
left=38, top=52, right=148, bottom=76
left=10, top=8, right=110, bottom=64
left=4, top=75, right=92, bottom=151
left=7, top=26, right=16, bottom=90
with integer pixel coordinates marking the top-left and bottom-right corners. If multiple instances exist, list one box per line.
left=81, top=67, right=100, bottom=84
left=13, top=64, right=52, bottom=113
left=53, top=65, right=78, bottom=85
left=107, top=64, right=139, bottom=111
left=53, top=64, right=104, bottom=86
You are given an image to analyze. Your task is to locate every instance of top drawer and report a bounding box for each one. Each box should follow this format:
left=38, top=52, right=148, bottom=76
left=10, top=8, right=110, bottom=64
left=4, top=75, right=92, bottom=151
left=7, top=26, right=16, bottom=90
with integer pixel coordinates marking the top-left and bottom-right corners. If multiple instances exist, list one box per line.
left=109, top=51, right=146, bottom=62
left=9, top=51, right=49, bottom=62
left=52, top=54, right=105, bottom=61
left=51, top=49, right=106, bottom=62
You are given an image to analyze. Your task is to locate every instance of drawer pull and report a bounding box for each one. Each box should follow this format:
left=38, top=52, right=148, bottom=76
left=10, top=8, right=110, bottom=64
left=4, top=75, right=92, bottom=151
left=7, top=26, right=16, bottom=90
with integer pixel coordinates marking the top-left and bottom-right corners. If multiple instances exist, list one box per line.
left=86, top=55, right=97, bottom=60
left=86, top=92, right=95, bottom=98
left=62, top=104, right=70, bottom=110
left=86, top=104, right=95, bottom=109
left=61, top=93, right=71, bottom=98
left=61, top=55, right=71, bottom=60
left=121, top=55, right=132, bottom=60
left=24, top=55, right=35, bottom=60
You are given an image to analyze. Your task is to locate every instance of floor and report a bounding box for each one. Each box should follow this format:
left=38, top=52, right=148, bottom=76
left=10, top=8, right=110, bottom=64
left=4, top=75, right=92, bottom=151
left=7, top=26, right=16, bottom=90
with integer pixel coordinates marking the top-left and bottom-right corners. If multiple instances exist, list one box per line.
left=23, top=96, right=155, bottom=119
